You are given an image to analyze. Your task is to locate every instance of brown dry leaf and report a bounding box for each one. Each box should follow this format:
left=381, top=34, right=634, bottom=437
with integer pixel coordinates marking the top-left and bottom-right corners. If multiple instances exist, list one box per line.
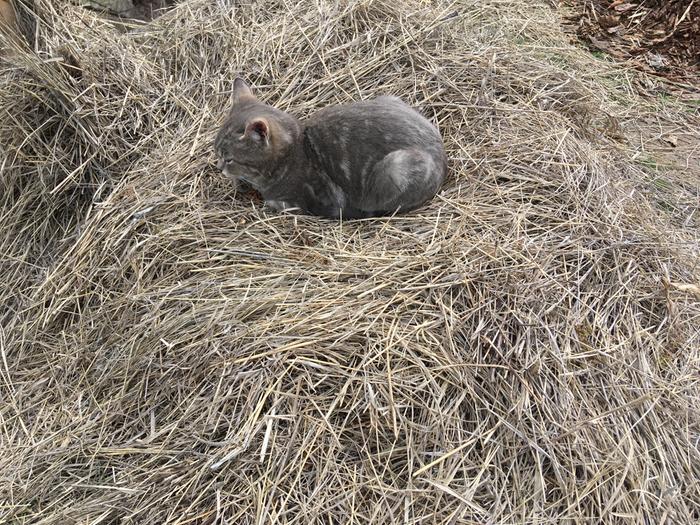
left=599, top=14, right=620, bottom=28
left=589, top=35, right=613, bottom=51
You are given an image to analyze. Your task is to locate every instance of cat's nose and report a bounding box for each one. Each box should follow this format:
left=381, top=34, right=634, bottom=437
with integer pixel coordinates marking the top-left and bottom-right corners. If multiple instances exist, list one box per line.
left=216, top=159, right=224, bottom=171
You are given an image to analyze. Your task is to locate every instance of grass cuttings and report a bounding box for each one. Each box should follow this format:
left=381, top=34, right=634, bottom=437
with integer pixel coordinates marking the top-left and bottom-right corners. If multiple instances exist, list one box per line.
left=1, top=0, right=699, bottom=523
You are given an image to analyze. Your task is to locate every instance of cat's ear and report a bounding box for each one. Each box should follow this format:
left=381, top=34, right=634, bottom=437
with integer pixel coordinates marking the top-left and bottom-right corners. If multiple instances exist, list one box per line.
left=232, top=77, right=256, bottom=104
left=244, top=118, right=269, bottom=143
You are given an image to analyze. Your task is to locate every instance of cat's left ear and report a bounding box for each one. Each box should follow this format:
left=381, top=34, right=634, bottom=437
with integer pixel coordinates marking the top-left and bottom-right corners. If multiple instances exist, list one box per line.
left=232, top=77, right=256, bottom=104
left=244, top=118, right=269, bottom=144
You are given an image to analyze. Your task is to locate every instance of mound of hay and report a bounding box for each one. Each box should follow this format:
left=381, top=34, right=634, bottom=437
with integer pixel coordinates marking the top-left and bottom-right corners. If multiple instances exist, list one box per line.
left=1, top=0, right=699, bottom=522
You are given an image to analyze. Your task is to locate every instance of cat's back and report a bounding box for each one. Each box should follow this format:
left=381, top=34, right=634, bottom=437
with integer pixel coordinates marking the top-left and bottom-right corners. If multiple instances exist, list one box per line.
left=309, top=95, right=407, bottom=119
left=307, top=96, right=439, bottom=142
left=304, top=96, right=444, bottom=170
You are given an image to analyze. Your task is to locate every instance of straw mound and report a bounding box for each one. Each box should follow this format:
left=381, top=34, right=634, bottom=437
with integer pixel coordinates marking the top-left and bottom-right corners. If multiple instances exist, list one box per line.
left=1, top=1, right=699, bottom=523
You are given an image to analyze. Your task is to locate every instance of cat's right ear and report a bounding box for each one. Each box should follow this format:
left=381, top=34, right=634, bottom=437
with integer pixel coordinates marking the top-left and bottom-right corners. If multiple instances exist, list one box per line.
left=232, top=77, right=256, bottom=104
left=244, top=118, right=269, bottom=144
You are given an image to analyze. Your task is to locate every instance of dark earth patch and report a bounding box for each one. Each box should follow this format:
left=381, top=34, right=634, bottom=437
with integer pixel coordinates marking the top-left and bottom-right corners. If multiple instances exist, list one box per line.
left=567, top=0, right=699, bottom=85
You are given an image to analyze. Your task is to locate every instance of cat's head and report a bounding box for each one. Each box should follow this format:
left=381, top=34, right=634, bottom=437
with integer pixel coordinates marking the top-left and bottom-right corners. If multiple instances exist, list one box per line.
left=214, top=78, right=299, bottom=190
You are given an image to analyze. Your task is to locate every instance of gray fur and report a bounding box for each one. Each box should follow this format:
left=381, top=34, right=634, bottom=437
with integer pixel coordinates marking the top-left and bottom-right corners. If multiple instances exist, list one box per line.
left=214, top=79, right=447, bottom=219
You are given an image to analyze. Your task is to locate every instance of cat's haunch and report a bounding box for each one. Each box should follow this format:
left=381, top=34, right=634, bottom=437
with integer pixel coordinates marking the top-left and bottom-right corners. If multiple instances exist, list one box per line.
left=214, top=78, right=447, bottom=219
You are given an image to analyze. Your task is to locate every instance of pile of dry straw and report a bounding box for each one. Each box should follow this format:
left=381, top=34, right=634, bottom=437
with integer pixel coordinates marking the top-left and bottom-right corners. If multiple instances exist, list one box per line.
left=1, top=0, right=699, bottom=522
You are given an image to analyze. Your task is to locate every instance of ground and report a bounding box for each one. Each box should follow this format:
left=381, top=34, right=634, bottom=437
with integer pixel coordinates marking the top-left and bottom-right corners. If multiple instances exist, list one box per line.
left=569, top=0, right=700, bottom=85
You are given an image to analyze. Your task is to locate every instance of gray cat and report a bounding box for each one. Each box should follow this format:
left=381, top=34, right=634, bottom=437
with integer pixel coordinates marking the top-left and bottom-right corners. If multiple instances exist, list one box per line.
left=214, top=78, right=447, bottom=219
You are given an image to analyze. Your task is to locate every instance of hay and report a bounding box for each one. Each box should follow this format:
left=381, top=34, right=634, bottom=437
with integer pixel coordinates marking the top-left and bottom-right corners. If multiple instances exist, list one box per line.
left=1, top=0, right=699, bottom=522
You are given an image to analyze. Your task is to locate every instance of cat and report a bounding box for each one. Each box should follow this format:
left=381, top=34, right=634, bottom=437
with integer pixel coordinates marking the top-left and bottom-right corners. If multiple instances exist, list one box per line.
left=214, top=78, right=447, bottom=219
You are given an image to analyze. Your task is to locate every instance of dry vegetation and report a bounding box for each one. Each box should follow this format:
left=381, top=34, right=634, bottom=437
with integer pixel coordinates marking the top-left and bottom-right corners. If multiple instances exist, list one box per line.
left=1, top=0, right=699, bottom=523
left=571, top=0, right=700, bottom=84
